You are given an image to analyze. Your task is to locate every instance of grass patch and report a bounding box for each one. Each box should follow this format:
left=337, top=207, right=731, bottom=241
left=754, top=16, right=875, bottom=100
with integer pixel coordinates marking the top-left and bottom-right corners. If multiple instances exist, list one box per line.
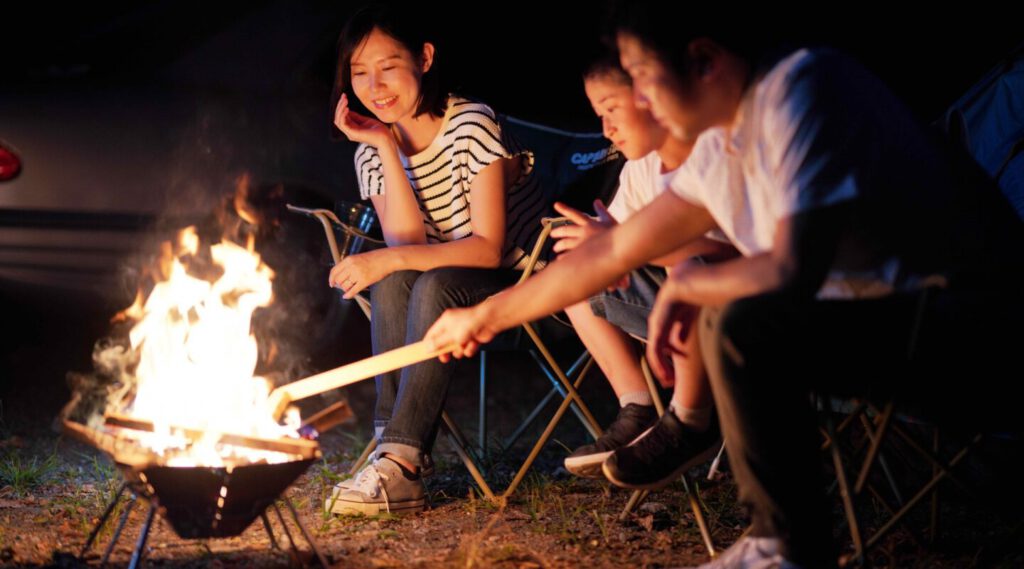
left=0, top=452, right=59, bottom=496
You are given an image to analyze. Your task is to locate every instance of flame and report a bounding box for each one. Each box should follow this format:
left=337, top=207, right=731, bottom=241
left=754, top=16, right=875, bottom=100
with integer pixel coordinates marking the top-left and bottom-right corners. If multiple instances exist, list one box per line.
left=118, top=226, right=300, bottom=466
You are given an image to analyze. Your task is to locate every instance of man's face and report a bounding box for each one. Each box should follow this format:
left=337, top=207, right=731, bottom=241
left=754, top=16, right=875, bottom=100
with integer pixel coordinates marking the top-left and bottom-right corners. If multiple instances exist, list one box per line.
left=617, top=33, right=708, bottom=143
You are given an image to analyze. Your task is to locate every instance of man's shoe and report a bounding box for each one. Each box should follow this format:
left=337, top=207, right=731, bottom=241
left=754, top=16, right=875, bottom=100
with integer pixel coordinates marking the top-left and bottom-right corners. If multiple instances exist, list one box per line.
left=564, top=403, right=658, bottom=478
left=326, top=456, right=426, bottom=516
left=686, top=536, right=806, bottom=568
left=602, top=407, right=721, bottom=489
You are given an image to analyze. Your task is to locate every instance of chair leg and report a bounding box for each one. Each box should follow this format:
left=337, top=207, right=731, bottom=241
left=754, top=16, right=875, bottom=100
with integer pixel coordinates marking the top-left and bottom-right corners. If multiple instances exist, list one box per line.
left=348, top=437, right=378, bottom=475
left=855, top=401, right=894, bottom=494
left=683, top=475, right=717, bottom=559
left=863, top=434, right=980, bottom=554
left=441, top=411, right=496, bottom=501
left=526, top=349, right=600, bottom=441
left=522, top=322, right=603, bottom=439
left=929, top=427, right=940, bottom=544
left=479, top=351, right=488, bottom=456
left=502, top=348, right=591, bottom=451
left=825, top=409, right=865, bottom=562
left=639, top=355, right=666, bottom=416
left=501, top=358, right=596, bottom=500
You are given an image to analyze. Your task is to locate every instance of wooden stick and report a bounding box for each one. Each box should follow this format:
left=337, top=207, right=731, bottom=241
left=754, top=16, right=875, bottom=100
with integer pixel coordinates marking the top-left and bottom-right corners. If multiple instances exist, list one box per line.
left=300, top=400, right=354, bottom=435
left=268, top=340, right=454, bottom=419
left=101, top=414, right=321, bottom=459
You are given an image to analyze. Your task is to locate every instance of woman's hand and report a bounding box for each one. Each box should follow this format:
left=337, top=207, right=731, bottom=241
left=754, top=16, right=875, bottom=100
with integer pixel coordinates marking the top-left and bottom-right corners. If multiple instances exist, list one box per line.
left=334, top=93, right=392, bottom=148
left=328, top=249, right=396, bottom=299
left=425, top=305, right=500, bottom=363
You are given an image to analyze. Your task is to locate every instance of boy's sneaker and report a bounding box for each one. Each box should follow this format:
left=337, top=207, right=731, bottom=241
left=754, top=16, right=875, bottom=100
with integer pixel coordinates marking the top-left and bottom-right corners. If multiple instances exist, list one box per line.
left=564, top=403, right=658, bottom=478
left=602, top=407, right=721, bottom=489
left=326, top=456, right=426, bottom=516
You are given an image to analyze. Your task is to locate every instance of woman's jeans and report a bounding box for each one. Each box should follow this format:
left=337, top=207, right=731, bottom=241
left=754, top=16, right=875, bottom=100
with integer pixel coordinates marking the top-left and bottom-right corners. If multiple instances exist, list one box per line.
left=370, top=267, right=518, bottom=468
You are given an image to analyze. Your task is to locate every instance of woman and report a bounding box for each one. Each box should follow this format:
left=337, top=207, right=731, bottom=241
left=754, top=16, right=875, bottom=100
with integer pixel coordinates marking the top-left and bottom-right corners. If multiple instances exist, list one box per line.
left=324, top=4, right=546, bottom=516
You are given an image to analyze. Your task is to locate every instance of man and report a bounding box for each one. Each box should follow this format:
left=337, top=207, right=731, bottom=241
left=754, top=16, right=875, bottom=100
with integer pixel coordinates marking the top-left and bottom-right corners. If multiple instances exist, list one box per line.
left=429, top=4, right=1024, bottom=566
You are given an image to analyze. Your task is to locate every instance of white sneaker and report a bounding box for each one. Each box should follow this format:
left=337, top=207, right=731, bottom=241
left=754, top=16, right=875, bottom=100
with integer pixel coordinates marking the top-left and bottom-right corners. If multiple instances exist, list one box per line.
left=687, top=537, right=804, bottom=569
left=326, top=456, right=425, bottom=516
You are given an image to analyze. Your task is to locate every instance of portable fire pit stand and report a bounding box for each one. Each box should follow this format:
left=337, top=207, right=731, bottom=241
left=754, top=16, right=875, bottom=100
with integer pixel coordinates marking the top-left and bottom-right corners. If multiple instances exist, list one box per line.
left=79, top=481, right=326, bottom=569
left=65, top=419, right=329, bottom=568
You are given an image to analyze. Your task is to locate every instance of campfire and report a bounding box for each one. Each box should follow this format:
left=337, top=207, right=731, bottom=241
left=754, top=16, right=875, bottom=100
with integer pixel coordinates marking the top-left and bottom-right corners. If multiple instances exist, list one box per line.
left=60, top=182, right=452, bottom=566
left=59, top=181, right=339, bottom=567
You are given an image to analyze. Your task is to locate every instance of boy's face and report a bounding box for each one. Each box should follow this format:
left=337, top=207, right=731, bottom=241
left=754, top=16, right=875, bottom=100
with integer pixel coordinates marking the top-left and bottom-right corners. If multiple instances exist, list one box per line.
left=584, top=75, right=663, bottom=160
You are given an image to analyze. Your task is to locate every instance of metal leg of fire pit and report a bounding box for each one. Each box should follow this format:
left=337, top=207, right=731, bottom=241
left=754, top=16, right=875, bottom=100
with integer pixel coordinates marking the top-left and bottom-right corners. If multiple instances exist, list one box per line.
left=127, top=502, right=157, bottom=569
left=100, top=493, right=138, bottom=567
left=272, top=504, right=302, bottom=566
left=283, top=497, right=330, bottom=568
left=260, top=512, right=281, bottom=550
left=80, top=483, right=127, bottom=557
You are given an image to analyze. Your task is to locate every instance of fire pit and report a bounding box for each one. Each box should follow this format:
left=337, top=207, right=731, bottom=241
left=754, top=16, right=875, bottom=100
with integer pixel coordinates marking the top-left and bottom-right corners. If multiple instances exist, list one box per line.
left=64, top=415, right=328, bottom=568
left=61, top=190, right=452, bottom=567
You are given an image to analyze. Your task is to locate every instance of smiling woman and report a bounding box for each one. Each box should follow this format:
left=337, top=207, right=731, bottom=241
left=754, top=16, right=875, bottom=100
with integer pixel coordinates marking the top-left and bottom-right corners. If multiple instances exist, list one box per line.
left=320, top=3, right=548, bottom=517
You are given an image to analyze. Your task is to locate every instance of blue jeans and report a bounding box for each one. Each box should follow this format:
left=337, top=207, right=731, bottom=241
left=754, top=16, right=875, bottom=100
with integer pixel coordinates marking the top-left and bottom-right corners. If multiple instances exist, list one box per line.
left=588, top=265, right=666, bottom=339
left=370, top=267, right=518, bottom=467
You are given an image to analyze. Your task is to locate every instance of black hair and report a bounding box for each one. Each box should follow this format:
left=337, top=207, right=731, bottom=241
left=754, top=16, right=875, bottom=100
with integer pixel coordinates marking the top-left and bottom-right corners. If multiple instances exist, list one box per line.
left=603, top=1, right=769, bottom=80
left=331, top=3, right=448, bottom=135
left=582, top=52, right=632, bottom=87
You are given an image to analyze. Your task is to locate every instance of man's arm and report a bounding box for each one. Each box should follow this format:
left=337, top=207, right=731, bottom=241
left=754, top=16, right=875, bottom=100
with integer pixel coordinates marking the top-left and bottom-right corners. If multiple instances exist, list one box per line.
left=426, top=191, right=716, bottom=357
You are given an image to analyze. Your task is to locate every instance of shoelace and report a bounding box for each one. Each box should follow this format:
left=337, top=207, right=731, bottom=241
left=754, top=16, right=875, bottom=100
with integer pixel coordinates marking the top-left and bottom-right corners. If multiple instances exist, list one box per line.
left=350, top=462, right=393, bottom=513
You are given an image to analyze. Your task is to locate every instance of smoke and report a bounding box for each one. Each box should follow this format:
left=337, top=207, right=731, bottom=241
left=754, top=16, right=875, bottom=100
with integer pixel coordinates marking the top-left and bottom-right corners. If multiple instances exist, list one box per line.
left=62, top=173, right=347, bottom=428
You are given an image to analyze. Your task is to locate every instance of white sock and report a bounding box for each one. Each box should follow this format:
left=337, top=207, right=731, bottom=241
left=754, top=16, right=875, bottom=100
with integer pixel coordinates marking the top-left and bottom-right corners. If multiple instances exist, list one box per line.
left=672, top=405, right=712, bottom=432
left=618, top=391, right=654, bottom=408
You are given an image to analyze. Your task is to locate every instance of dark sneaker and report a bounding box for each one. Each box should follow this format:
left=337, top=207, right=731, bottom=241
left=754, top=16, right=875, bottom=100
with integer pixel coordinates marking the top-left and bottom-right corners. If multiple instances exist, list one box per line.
left=564, top=403, right=658, bottom=478
left=602, top=407, right=721, bottom=490
left=327, top=456, right=426, bottom=516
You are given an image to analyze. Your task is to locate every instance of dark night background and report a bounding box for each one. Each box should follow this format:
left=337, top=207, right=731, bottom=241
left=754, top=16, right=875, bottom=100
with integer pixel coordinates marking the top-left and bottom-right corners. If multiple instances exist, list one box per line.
left=1, top=0, right=1022, bottom=429
left=0, top=4, right=1022, bottom=566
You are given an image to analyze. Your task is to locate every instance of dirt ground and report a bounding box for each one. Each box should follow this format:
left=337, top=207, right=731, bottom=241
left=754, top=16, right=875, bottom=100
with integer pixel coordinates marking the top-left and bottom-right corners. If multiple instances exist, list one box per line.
left=2, top=290, right=1023, bottom=568
left=3, top=351, right=1024, bottom=569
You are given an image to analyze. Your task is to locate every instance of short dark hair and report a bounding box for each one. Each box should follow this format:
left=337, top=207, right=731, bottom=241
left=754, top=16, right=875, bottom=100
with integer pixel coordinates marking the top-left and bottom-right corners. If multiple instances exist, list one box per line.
left=604, top=1, right=767, bottom=80
left=582, top=53, right=632, bottom=87
left=331, top=3, right=447, bottom=132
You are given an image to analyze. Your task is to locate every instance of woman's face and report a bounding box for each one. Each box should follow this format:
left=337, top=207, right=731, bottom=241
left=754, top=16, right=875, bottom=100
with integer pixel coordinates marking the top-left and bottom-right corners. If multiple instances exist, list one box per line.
left=617, top=33, right=704, bottom=143
left=349, top=27, right=431, bottom=124
left=584, top=75, right=664, bottom=160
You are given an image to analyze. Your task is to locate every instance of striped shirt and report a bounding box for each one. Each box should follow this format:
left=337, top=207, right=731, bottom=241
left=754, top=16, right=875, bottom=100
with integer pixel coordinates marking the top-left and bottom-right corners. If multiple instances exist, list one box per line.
left=355, top=96, right=547, bottom=269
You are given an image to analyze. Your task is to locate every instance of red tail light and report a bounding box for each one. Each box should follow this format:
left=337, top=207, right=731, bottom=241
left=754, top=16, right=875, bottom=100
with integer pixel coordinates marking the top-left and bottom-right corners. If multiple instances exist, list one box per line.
left=0, top=143, right=21, bottom=181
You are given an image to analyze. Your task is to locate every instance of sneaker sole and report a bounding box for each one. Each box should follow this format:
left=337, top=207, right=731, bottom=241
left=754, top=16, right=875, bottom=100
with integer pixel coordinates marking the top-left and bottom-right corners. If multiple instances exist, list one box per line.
left=326, top=496, right=426, bottom=516
left=564, top=451, right=613, bottom=479
left=601, top=439, right=722, bottom=490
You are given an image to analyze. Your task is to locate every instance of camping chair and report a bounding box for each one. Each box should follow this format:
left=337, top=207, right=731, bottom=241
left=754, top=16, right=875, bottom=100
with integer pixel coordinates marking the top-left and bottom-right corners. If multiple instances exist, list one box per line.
left=289, top=113, right=626, bottom=502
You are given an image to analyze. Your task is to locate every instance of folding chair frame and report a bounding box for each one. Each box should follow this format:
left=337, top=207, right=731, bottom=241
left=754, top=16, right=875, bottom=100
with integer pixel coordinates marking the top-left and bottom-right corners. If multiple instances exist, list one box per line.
left=819, top=396, right=982, bottom=567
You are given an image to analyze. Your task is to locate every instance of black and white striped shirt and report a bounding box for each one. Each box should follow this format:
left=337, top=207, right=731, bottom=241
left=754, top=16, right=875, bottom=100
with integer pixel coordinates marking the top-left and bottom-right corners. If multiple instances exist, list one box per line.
left=355, top=96, right=546, bottom=269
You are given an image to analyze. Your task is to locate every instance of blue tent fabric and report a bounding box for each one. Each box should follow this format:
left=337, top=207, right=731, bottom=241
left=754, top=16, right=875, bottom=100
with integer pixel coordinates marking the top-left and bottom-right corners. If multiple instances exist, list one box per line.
left=941, top=43, right=1024, bottom=218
